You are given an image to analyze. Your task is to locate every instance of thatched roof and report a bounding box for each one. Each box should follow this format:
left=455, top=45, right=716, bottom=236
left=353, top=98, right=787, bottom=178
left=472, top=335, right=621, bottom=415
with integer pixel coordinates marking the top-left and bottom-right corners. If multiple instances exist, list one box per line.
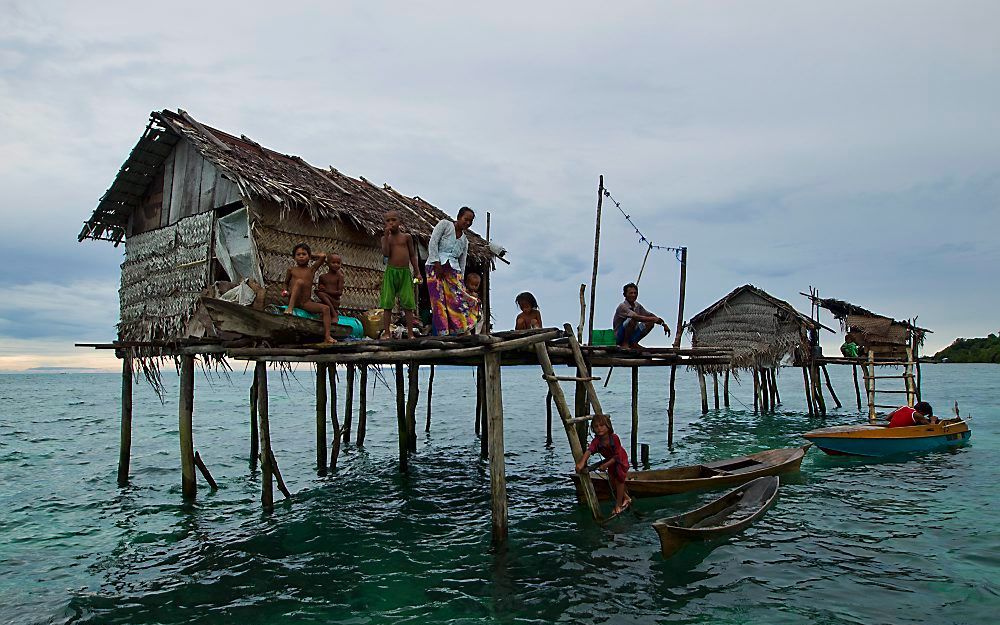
left=78, top=109, right=493, bottom=259
left=691, top=285, right=829, bottom=331
left=806, top=295, right=931, bottom=334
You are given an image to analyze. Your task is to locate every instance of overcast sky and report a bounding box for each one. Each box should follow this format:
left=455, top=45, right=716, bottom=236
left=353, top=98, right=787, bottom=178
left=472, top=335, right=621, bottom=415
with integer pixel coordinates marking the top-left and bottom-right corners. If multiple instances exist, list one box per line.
left=1, top=1, right=998, bottom=371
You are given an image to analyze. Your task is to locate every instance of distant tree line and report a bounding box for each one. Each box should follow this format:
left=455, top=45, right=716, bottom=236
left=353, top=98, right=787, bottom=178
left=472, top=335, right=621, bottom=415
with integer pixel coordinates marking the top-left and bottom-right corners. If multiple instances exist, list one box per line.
left=932, top=334, right=1000, bottom=363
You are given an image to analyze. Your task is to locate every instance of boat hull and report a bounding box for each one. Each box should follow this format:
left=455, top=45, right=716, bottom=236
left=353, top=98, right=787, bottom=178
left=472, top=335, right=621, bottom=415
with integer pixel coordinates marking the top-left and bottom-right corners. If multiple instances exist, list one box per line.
left=201, top=297, right=352, bottom=343
left=803, top=419, right=971, bottom=457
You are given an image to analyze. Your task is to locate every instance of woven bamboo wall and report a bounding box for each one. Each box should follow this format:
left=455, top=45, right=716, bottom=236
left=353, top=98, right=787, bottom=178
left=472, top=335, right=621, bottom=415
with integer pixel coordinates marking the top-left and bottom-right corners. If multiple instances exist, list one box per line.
left=248, top=199, right=386, bottom=313
left=847, top=314, right=909, bottom=357
left=119, top=212, right=212, bottom=342
left=691, top=290, right=807, bottom=369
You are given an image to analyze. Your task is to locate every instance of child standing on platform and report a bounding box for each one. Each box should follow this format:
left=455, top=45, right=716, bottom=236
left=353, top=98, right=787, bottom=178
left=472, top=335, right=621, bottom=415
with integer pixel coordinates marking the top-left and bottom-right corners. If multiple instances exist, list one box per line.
left=576, top=414, right=631, bottom=515
left=380, top=210, right=422, bottom=339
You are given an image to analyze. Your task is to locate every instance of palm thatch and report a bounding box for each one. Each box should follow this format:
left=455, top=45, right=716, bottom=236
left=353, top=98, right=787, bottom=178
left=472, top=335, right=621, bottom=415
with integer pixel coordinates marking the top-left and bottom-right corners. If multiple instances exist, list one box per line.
left=807, top=295, right=930, bottom=357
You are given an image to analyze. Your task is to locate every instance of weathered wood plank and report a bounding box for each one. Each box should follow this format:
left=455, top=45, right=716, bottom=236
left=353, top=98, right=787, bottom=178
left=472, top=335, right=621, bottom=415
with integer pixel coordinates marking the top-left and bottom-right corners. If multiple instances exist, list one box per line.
left=118, top=356, right=132, bottom=487
left=484, top=351, right=508, bottom=544
left=160, top=149, right=175, bottom=228
left=198, top=158, right=217, bottom=215
left=179, top=355, right=196, bottom=499
left=168, top=140, right=188, bottom=224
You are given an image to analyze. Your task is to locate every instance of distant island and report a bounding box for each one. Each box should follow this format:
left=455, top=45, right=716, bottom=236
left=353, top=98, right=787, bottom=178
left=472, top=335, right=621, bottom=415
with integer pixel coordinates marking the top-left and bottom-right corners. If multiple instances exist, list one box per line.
left=932, top=334, right=1000, bottom=363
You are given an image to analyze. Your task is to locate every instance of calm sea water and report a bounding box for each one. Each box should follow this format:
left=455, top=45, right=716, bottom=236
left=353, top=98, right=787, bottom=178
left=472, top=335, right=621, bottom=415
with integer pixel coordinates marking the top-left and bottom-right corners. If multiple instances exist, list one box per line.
left=1, top=363, right=997, bottom=625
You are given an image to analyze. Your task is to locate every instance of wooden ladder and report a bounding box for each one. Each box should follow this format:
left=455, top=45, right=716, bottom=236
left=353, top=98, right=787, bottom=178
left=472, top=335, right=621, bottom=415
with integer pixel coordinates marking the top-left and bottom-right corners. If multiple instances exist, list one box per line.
left=862, top=348, right=918, bottom=423
left=534, top=323, right=606, bottom=522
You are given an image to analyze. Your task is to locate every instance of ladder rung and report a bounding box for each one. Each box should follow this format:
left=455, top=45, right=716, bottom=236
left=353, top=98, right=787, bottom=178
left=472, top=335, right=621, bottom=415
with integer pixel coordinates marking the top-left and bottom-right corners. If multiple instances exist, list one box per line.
left=874, top=390, right=912, bottom=394
left=864, top=375, right=912, bottom=379
left=874, top=404, right=904, bottom=408
left=565, top=415, right=597, bottom=425
left=544, top=374, right=601, bottom=382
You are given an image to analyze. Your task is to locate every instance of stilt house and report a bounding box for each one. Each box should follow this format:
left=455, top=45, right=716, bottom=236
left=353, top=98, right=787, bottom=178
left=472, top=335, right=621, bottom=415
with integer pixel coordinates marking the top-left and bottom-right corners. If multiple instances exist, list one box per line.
left=78, top=109, right=494, bottom=351
left=806, top=296, right=929, bottom=359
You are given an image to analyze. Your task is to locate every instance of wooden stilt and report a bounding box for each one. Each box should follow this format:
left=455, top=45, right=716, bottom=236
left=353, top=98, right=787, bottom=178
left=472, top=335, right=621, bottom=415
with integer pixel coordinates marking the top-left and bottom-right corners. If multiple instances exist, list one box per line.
left=821, top=365, right=842, bottom=409
left=761, top=368, right=771, bottom=412
left=479, top=363, right=488, bottom=457
left=723, top=370, right=730, bottom=408
left=356, top=366, right=368, bottom=447
left=852, top=364, right=863, bottom=411
left=771, top=368, right=781, bottom=405
left=484, top=351, right=508, bottom=543
left=640, top=443, right=650, bottom=467
left=474, top=365, right=483, bottom=436
left=698, top=369, right=708, bottom=414
left=712, top=372, right=720, bottom=410
left=667, top=365, right=677, bottom=447
left=802, top=366, right=814, bottom=416
left=315, top=364, right=328, bottom=475
left=179, top=355, right=196, bottom=499
left=630, top=367, right=639, bottom=468
left=194, top=451, right=218, bottom=490
left=586, top=175, right=604, bottom=345
left=117, top=356, right=133, bottom=487
left=425, top=364, right=435, bottom=433
left=395, top=363, right=407, bottom=471
left=249, top=377, right=259, bottom=471
left=914, top=341, right=922, bottom=402
left=865, top=351, right=876, bottom=423
left=752, top=368, right=760, bottom=412
left=328, top=366, right=342, bottom=470
left=811, top=363, right=827, bottom=416
left=255, top=361, right=273, bottom=511
left=271, top=453, right=292, bottom=499
left=406, top=363, right=419, bottom=452
left=545, top=389, right=553, bottom=447
left=343, top=365, right=355, bottom=444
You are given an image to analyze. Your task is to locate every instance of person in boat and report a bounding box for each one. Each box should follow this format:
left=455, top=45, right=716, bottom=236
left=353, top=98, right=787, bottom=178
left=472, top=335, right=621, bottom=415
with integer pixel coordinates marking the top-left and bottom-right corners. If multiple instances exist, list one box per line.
left=514, top=291, right=542, bottom=330
left=426, top=207, right=480, bottom=335
left=282, top=243, right=335, bottom=344
left=315, top=253, right=344, bottom=320
left=887, top=401, right=937, bottom=427
left=575, top=414, right=632, bottom=515
left=380, top=210, right=422, bottom=339
left=613, top=283, right=670, bottom=349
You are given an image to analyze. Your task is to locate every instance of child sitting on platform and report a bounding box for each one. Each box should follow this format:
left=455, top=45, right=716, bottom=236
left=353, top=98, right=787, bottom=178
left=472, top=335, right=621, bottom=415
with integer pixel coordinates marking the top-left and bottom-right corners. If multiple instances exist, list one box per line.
left=316, top=253, right=344, bottom=319
left=576, top=414, right=631, bottom=515
left=282, top=243, right=335, bottom=344
left=514, top=292, right=542, bottom=330
left=380, top=210, right=422, bottom=339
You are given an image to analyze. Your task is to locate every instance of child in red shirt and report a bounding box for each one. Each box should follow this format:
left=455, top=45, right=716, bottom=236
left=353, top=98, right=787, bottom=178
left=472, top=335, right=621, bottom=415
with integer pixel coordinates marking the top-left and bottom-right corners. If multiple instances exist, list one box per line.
left=576, top=414, right=631, bottom=514
left=887, top=401, right=936, bottom=427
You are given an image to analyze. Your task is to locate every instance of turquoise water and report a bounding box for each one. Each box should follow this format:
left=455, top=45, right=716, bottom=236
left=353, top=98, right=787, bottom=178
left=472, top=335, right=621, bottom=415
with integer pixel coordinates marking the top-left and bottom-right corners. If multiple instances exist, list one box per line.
left=1, top=363, right=997, bottom=624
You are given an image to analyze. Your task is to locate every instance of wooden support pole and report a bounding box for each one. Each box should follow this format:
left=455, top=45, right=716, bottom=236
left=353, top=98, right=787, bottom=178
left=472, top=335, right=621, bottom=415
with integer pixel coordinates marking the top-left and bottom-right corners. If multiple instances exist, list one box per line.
left=712, top=372, right=720, bottom=410
left=255, top=361, right=273, bottom=511
left=329, top=366, right=342, bottom=470
left=667, top=246, right=687, bottom=446
left=356, top=366, right=368, bottom=447
left=249, top=377, right=259, bottom=471
left=914, top=341, right=922, bottom=402
left=760, top=368, right=770, bottom=412
left=484, top=351, right=508, bottom=543
left=179, top=355, right=196, bottom=499
left=821, top=364, right=842, bottom=409
left=905, top=344, right=916, bottom=407
left=271, top=453, right=292, bottom=499
left=698, top=369, right=709, bottom=414
left=587, top=175, right=604, bottom=345
left=630, top=367, right=639, bottom=468
left=852, top=364, right=863, bottom=411
left=640, top=443, right=650, bottom=467
left=802, top=366, right=814, bottom=416
left=117, top=356, right=133, bottom=487
left=406, top=363, right=419, bottom=452
left=425, top=364, right=435, bottom=433
left=667, top=365, right=677, bottom=447
left=866, top=351, right=876, bottom=423
left=394, top=363, right=407, bottom=471
left=752, top=368, right=760, bottom=413
left=723, top=370, right=730, bottom=408
left=194, top=451, right=218, bottom=490
left=315, top=364, right=328, bottom=475
left=811, top=363, right=827, bottom=416
left=771, top=368, right=781, bottom=405
left=475, top=365, right=483, bottom=436
left=343, top=365, right=355, bottom=444
left=545, top=389, right=553, bottom=447
left=479, top=363, right=489, bottom=457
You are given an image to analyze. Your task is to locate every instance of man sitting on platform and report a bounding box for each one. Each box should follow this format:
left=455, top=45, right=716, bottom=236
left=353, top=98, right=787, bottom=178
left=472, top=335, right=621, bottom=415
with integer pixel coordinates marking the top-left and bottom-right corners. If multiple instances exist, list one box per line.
left=887, top=401, right=936, bottom=427
left=613, top=283, right=670, bottom=349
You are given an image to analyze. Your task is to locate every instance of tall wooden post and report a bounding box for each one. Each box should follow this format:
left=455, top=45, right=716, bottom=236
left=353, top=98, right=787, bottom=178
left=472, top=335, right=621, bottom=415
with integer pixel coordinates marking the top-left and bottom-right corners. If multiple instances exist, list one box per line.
left=484, top=351, right=508, bottom=543
left=587, top=175, right=605, bottom=345
left=667, top=366, right=678, bottom=447
left=545, top=390, right=553, bottom=447
left=395, top=363, right=407, bottom=471
left=255, top=361, right=273, bottom=510
left=771, top=368, right=781, bottom=405
left=342, top=365, right=355, bottom=444
left=630, top=367, right=639, bottom=468
left=904, top=344, right=916, bottom=407
left=821, top=365, right=842, bottom=409
left=178, top=355, right=196, bottom=499
left=712, top=372, right=720, bottom=410
left=667, top=246, right=687, bottom=446
left=698, top=369, right=709, bottom=414
left=475, top=365, right=483, bottom=436
left=759, top=368, right=770, bottom=412
left=866, top=351, right=877, bottom=423
left=811, top=363, right=827, bottom=416
left=913, top=338, right=922, bottom=402
left=425, top=364, right=435, bottom=433
left=852, top=364, right=863, bottom=411
left=406, top=363, right=419, bottom=452
left=723, top=370, right=730, bottom=408
left=315, top=364, right=328, bottom=475
left=356, top=366, right=368, bottom=446
left=479, top=363, right=489, bottom=457
left=752, top=368, right=760, bottom=412
left=802, top=366, right=814, bottom=416
left=249, top=377, right=259, bottom=470
left=328, top=366, right=342, bottom=469
left=117, top=356, right=133, bottom=487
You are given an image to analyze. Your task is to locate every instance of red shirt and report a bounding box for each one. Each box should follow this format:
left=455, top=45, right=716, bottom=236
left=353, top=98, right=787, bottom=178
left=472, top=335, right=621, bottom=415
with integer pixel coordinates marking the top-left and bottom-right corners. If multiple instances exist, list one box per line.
left=888, top=406, right=918, bottom=428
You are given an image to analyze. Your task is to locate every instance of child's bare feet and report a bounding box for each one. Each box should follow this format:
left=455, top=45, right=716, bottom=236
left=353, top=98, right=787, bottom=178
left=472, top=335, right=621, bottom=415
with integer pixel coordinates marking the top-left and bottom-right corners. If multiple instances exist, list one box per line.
left=284, top=307, right=295, bottom=315
left=378, top=330, right=391, bottom=340
left=323, top=335, right=337, bottom=344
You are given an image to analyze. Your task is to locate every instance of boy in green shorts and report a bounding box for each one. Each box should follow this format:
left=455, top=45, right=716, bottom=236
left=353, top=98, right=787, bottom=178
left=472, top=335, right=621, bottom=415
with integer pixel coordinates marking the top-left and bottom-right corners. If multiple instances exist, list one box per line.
left=380, top=210, right=422, bottom=339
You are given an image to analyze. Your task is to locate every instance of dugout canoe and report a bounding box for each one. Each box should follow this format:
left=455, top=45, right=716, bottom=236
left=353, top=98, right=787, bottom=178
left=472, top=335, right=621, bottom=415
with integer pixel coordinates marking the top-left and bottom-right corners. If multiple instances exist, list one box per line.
left=803, top=418, right=971, bottom=457
left=201, top=297, right=352, bottom=343
left=652, top=476, right=779, bottom=558
left=575, top=444, right=809, bottom=500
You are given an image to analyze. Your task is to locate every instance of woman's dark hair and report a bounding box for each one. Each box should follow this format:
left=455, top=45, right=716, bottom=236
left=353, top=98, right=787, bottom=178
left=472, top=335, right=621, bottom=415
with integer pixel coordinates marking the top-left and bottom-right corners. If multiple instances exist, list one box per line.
left=292, top=243, right=311, bottom=255
left=457, top=206, right=475, bottom=219
left=590, top=413, right=615, bottom=435
left=515, top=292, right=539, bottom=310
left=622, top=282, right=638, bottom=295
left=914, top=401, right=934, bottom=416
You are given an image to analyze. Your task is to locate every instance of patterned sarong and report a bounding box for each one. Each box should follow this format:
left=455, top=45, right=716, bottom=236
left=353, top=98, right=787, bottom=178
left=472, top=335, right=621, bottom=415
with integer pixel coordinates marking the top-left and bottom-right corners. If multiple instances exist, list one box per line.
left=426, top=263, right=480, bottom=335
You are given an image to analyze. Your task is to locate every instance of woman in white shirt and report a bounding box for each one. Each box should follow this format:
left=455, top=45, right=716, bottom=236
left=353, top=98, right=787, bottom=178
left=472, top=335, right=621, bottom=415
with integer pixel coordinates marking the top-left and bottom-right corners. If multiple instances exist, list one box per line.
left=426, top=207, right=481, bottom=335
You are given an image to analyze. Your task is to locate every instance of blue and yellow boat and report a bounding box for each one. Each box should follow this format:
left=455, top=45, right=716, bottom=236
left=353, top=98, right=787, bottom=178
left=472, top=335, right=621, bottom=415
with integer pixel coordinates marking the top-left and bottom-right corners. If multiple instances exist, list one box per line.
left=803, top=418, right=971, bottom=457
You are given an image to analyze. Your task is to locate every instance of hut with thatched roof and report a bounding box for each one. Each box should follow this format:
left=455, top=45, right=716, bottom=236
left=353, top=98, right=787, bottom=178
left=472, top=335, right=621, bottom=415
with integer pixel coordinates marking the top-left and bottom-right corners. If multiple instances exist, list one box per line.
left=79, top=109, right=497, bottom=353
left=804, top=295, right=930, bottom=359
left=688, top=284, right=832, bottom=414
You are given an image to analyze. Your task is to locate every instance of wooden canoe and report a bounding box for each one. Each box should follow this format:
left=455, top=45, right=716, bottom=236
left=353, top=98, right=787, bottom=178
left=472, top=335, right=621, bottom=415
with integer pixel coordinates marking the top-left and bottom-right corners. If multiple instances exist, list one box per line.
left=652, top=476, right=779, bottom=558
left=803, top=418, right=971, bottom=457
left=201, top=297, right=352, bottom=343
left=575, top=444, right=809, bottom=500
